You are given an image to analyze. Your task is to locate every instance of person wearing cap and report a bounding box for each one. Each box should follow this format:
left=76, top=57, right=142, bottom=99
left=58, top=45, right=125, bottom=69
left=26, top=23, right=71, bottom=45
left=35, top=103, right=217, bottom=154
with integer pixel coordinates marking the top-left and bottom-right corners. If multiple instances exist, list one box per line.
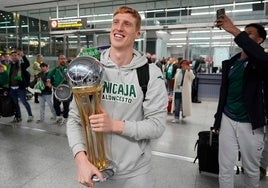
left=214, top=14, right=268, bottom=188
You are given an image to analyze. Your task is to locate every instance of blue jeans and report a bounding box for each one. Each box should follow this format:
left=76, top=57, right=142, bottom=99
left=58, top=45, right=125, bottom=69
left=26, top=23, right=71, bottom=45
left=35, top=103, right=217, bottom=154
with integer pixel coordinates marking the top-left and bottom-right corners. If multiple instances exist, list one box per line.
left=39, top=94, right=56, bottom=121
left=174, top=92, right=182, bottom=119
left=9, top=88, right=33, bottom=118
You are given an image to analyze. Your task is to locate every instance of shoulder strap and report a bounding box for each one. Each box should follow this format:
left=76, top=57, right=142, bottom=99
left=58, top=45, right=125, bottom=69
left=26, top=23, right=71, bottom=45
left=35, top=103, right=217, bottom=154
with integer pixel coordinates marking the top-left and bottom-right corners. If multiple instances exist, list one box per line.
left=136, top=63, right=149, bottom=101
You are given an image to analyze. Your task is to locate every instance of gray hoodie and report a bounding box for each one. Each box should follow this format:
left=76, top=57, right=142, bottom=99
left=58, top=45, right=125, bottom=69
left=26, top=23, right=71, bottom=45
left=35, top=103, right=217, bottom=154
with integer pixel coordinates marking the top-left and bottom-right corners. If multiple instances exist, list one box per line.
left=67, top=48, right=167, bottom=179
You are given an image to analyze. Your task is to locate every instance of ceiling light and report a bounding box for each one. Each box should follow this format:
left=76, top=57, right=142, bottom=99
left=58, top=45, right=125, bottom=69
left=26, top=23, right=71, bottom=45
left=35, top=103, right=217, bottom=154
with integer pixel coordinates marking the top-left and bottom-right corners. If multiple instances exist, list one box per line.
left=170, top=31, right=187, bottom=34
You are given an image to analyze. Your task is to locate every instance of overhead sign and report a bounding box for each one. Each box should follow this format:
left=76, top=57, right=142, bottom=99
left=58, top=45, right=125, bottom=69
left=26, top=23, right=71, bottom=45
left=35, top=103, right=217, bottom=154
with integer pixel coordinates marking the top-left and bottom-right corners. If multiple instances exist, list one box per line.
left=50, top=18, right=87, bottom=29
left=50, top=20, right=58, bottom=28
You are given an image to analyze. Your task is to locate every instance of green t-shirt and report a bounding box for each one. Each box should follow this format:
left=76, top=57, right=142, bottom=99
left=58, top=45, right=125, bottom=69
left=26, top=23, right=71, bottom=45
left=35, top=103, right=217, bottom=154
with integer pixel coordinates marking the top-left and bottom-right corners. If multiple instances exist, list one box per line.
left=224, top=59, right=249, bottom=122
left=47, top=66, right=68, bottom=87
left=166, top=64, right=173, bottom=79
left=175, top=92, right=182, bottom=100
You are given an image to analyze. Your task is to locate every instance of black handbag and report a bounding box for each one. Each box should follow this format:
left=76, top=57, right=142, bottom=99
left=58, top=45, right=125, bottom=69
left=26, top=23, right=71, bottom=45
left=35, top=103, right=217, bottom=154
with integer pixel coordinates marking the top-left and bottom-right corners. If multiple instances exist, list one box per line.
left=29, top=77, right=37, bottom=88
left=0, top=94, right=15, bottom=117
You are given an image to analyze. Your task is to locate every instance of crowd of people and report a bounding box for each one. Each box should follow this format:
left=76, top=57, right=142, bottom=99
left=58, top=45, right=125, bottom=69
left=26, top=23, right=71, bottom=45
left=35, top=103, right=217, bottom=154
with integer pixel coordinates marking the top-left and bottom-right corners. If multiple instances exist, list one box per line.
left=0, top=52, right=71, bottom=126
left=0, top=5, right=267, bottom=188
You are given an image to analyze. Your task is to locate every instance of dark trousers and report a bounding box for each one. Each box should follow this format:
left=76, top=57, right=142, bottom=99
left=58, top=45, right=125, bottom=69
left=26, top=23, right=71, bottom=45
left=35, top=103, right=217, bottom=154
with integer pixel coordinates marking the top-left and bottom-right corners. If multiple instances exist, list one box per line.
left=53, top=95, right=70, bottom=118
left=9, top=88, right=33, bottom=118
left=34, top=75, right=39, bottom=103
left=34, top=92, right=39, bottom=102
left=174, top=93, right=182, bottom=119
left=192, top=77, right=199, bottom=102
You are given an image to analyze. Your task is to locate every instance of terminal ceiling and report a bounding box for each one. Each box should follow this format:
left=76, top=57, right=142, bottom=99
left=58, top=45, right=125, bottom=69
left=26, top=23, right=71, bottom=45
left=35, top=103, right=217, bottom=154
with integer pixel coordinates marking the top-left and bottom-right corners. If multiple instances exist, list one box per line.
left=0, top=0, right=267, bottom=49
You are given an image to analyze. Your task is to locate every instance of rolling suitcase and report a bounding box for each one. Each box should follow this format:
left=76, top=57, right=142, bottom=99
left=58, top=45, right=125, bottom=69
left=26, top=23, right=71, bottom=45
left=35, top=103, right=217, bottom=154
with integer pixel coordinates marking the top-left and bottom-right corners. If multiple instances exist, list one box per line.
left=194, top=129, right=219, bottom=174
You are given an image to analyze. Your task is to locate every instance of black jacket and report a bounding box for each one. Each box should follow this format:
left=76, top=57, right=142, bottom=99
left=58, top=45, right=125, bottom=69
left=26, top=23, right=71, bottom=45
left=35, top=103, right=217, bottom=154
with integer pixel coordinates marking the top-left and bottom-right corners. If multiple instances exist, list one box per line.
left=214, top=31, right=268, bottom=130
left=8, top=56, right=30, bottom=89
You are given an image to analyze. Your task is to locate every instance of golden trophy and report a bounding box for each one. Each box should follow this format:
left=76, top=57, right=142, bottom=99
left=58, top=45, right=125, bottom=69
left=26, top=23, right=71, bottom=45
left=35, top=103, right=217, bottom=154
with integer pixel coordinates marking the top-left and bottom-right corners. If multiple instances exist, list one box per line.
left=67, top=56, right=115, bottom=182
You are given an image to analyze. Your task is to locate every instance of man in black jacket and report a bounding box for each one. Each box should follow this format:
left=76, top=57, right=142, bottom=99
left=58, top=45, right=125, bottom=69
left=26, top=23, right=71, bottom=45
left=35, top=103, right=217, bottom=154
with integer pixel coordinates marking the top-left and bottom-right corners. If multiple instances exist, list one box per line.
left=214, top=15, right=268, bottom=188
left=8, top=50, right=33, bottom=123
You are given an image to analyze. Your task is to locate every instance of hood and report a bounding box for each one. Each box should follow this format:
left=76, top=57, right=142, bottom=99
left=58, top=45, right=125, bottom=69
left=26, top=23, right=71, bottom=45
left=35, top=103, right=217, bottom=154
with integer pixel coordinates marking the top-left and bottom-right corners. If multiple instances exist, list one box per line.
left=100, top=48, right=148, bottom=70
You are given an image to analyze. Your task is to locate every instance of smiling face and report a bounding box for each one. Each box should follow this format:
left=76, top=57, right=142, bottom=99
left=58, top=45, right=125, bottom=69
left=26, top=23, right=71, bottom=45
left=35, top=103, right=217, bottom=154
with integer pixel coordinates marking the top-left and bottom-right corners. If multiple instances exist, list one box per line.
left=110, top=6, right=141, bottom=50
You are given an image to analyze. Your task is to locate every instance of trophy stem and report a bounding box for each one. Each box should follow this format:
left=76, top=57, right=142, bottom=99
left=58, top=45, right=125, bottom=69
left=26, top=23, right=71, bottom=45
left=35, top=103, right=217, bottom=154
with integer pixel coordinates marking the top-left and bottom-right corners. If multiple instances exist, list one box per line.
left=93, top=90, right=108, bottom=170
left=73, top=88, right=109, bottom=170
left=74, top=94, right=97, bottom=164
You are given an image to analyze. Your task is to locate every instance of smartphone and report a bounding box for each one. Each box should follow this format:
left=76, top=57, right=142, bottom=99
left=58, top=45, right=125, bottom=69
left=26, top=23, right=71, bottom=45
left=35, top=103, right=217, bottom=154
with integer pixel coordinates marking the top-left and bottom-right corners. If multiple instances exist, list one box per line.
left=216, top=8, right=225, bottom=20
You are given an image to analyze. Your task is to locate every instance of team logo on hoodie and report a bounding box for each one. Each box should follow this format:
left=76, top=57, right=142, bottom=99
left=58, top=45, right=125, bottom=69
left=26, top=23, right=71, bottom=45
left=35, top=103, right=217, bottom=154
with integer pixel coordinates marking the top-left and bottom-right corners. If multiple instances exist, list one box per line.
left=102, top=81, right=137, bottom=103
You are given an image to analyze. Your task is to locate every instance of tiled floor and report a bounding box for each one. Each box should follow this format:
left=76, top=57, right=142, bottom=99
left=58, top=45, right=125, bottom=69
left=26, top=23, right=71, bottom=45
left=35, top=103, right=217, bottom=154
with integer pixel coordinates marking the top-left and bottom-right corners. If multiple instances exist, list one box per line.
left=0, top=98, right=267, bottom=188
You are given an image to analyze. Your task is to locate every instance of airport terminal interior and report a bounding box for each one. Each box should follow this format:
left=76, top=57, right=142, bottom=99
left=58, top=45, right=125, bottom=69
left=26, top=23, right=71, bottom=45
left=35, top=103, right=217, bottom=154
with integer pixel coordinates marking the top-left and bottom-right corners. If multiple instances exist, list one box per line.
left=0, top=0, right=268, bottom=187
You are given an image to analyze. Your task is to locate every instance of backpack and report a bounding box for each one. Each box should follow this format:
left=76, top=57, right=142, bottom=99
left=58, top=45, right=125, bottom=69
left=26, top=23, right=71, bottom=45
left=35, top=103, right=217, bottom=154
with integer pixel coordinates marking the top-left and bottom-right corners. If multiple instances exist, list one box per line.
left=137, top=63, right=149, bottom=101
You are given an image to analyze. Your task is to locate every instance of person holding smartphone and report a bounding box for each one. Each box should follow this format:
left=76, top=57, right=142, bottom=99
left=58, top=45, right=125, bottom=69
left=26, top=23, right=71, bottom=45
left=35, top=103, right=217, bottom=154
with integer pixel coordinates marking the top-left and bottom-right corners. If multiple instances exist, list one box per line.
left=214, top=13, right=268, bottom=188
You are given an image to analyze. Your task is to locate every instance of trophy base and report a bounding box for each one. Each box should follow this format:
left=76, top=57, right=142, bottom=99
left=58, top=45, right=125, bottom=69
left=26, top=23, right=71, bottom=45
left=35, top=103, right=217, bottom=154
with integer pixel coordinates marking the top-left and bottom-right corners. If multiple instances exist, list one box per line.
left=92, top=163, right=116, bottom=182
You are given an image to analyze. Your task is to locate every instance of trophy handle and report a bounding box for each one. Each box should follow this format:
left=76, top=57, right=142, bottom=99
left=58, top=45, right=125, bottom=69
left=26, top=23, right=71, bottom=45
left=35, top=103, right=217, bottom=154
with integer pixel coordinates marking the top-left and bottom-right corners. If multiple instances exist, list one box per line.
left=92, top=161, right=116, bottom=182
left=73, top=87, right=114, bottom=173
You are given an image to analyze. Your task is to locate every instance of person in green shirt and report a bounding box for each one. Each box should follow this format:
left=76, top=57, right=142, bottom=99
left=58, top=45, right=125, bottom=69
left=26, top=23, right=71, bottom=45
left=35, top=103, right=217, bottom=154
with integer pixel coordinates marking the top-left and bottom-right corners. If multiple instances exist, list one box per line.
left=7, top=50, right=33, bottom=123
left=214, top=14, right=268, bottom=188
left=46, top=54, right=71, bottom=126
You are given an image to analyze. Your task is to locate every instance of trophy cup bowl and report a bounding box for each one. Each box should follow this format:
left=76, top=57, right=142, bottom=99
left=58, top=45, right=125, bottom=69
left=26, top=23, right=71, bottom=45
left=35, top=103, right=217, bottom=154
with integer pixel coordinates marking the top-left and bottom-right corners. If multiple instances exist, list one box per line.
left=67, top=56, right=115, bottom=182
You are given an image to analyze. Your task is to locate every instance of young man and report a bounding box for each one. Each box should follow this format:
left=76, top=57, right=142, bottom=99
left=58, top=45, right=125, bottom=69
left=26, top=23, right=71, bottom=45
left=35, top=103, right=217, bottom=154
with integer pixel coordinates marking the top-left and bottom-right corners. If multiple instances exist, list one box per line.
left=214, top=15, right=268, bottom=188
left=7, top=50, right=34, bottom=123
left=36, top=63, right=56, bottom=123
left=67, top=6, right=167, bottom=188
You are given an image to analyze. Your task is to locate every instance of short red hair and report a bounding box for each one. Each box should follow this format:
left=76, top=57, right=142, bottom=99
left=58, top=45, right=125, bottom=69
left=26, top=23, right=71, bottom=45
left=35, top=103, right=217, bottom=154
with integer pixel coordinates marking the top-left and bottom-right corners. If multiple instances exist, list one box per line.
left=113, top=6, right=141, bottom=30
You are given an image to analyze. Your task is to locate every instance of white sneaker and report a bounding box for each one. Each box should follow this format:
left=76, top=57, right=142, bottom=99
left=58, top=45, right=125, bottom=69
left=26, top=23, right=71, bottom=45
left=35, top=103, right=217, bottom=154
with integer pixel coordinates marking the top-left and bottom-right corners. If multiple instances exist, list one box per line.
left=171, top=119, right=180, bottom=123
left=27, top=116, right=34, bottom=122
